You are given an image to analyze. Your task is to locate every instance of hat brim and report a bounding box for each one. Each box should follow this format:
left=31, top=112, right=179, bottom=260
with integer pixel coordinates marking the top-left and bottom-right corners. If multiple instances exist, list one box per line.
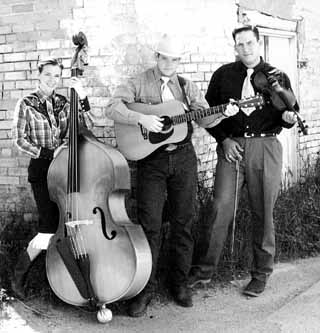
left=154, top=49, right=186, bottom=58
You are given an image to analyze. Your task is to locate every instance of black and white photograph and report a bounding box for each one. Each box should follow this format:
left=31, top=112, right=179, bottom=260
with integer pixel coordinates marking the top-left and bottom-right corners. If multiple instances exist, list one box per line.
left=0, top=0, right=319, bottom=332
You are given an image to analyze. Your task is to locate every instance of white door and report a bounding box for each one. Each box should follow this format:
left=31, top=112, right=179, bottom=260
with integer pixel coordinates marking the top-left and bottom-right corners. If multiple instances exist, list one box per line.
left=259, top=29, right=298, bottom=185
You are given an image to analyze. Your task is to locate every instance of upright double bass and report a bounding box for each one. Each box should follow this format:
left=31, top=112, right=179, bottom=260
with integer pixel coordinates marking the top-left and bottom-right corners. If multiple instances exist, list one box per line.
left=46, top=32, right=152, bottom=321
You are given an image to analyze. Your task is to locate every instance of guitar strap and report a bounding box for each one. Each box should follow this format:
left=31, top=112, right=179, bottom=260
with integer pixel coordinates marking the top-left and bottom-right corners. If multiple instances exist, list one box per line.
left=177, top=75, right=193, bottom=144
left=177, top=75, right=191, bottom=110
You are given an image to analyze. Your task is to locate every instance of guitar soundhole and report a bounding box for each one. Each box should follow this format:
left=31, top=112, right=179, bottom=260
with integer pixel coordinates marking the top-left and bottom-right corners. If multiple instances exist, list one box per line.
left=149, top=116, right=173, bottom=144
left=161, top=116, right=172, bottom=132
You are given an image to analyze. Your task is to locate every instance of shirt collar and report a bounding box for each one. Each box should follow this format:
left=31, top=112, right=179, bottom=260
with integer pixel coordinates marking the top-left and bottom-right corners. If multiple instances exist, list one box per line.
left=238, top=56, right=265, bottom=73
left=253, top=57, right=266, bottom=72
left=35, top=86, right=55, bottom=104
left=153, top=66, right=179, bottom=85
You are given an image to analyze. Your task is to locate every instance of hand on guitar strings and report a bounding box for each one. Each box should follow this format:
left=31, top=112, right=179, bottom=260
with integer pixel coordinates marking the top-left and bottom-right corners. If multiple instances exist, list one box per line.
left=138, top=114, right=163, bottom=132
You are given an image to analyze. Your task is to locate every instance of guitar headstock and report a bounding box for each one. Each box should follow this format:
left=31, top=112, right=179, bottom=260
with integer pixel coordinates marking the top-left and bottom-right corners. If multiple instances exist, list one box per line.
left=238, top=94, right=265, bottom=109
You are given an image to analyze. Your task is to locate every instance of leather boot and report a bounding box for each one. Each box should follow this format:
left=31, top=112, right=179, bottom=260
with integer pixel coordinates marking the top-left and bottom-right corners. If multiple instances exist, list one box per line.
left=127, top=288, right=154, bottom=317
left=171, top=285, right=193, bottom=307
left=11, top=250, right=32, bottom=299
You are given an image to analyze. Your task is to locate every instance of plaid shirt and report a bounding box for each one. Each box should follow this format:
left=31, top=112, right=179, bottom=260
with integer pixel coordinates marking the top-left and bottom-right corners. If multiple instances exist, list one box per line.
left=12, top=88, right=90, bottom=158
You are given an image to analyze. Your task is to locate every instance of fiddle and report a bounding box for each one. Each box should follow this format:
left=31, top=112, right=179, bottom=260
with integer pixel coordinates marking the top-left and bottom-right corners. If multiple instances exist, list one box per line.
left=253, top=69, right=308, bottom=135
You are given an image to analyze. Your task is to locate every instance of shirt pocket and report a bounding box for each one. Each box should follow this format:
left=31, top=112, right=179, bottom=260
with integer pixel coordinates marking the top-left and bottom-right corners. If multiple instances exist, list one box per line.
left=30, top=109, right=50, bottom=126
left=28, top=110, right=52, bottom=137
left=220, top=76, right=242, bottom=101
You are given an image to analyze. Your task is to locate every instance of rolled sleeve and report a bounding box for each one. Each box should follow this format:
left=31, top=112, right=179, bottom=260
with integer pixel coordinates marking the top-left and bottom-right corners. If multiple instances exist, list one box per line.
left=186, top=80, right=225, bottom=128
left=105, top=79, right=142, bottom=126
left=12, top=99, right=41, bottom=158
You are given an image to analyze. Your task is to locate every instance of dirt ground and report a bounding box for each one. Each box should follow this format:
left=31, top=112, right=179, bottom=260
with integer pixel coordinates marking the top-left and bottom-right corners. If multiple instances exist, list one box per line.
left=1, top=256, right=320, bottom=333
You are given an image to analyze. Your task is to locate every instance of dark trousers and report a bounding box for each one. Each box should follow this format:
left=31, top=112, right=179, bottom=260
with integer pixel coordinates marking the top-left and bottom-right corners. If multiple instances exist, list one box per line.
left=137, top=143, right=197, bottom=290
left=192, top=137, right=282, bottom=282
left=28, top=158, right=59, bottom=234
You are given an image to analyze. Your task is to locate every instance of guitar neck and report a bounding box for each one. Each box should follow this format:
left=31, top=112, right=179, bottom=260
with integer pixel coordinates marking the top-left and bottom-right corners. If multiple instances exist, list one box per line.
left=171, top=104, right=227, bottom=125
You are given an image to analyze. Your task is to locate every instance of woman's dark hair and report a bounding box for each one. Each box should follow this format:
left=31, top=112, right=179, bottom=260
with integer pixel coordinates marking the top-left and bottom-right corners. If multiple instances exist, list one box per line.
left=232, top=25, right=260, bottom=42
left=37, top=57, right=64, bottom=73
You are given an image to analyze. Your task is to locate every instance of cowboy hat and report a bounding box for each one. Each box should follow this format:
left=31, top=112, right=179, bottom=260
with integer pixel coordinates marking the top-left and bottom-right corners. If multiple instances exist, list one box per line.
left=154, top=34, right=186, bottom=58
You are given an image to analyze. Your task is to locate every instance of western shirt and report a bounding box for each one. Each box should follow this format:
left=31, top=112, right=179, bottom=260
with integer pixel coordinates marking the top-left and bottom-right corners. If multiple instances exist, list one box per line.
left=12, top=88, right=90, bottom=158
left=205, top=58, right=299, bottom=144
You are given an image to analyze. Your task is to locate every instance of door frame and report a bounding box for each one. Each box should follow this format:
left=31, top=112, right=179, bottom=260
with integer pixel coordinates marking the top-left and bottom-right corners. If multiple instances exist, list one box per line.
left=257, top=27, right=299, bottom=184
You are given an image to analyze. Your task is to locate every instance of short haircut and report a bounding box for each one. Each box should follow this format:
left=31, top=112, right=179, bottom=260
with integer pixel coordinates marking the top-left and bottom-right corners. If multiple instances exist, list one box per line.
left=37, top=57, right=64, bottom=73
left=232, top=25, right=260, bottom=42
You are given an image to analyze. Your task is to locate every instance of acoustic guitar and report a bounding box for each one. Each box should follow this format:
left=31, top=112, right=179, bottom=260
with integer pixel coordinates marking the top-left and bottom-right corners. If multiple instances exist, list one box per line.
left=115, top=95, right=264, bottom=161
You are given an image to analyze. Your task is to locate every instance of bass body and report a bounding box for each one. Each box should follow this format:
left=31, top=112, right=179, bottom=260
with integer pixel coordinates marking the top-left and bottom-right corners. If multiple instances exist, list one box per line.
left=46, top=134, right=152, bottom=306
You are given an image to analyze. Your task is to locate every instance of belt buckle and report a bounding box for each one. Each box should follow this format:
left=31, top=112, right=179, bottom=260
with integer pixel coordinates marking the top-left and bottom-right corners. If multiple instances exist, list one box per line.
left=165, top=144, right=177, bottom=151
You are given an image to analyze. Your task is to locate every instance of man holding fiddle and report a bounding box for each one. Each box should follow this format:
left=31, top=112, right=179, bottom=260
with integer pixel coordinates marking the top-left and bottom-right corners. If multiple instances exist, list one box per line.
left=189, top=25, right=299, bottom=297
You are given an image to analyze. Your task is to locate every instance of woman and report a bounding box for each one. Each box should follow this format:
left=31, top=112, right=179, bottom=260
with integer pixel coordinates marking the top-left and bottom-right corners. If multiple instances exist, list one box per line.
left=11, top=57, right=91, bottom=298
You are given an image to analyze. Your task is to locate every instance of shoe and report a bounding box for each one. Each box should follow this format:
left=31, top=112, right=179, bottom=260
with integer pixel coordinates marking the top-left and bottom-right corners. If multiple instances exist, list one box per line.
left=127, top=290, right=154, bottom=317
left=11, top=250, right=32, bottom=299
left=171, top=286, right=193, bottom=307
left=243, top=278, right=266, bottom=297
left=188, top=272, right=211, bottom=288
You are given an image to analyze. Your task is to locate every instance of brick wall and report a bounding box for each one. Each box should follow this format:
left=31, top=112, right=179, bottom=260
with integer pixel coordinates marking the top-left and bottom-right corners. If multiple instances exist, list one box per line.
left=294, top=0, right=320, bottom=163
left=0, top=0, right=319, bottom=228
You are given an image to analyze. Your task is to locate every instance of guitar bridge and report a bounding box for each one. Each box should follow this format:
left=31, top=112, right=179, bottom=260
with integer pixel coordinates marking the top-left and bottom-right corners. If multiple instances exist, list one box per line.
left=139, top=124, right=149, bottom=140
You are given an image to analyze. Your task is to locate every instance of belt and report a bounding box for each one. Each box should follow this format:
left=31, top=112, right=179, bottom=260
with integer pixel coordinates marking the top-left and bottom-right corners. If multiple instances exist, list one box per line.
left=243, top=132, right=277, bottom=138
left=164, top=141, right=191, bottom=152
left=165, top=144, right=177, bottom=151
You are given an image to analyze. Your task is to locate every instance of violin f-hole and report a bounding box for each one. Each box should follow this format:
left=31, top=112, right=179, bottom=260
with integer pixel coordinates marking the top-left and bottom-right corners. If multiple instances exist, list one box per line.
left=93, top=206, right=117, bottom=240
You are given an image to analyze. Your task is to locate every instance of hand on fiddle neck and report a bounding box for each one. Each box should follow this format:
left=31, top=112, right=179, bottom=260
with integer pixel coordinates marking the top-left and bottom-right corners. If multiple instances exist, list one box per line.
left=69, top=77, right=87, bottom=100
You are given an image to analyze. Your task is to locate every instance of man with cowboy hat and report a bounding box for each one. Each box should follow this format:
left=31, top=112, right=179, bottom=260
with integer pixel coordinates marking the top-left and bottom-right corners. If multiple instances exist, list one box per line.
left=106, top=34, right=238, bottom=317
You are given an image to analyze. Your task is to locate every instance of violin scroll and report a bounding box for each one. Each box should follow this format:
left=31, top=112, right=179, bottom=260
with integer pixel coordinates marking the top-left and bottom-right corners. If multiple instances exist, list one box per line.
left=71, top=32, right=89, bottom=76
